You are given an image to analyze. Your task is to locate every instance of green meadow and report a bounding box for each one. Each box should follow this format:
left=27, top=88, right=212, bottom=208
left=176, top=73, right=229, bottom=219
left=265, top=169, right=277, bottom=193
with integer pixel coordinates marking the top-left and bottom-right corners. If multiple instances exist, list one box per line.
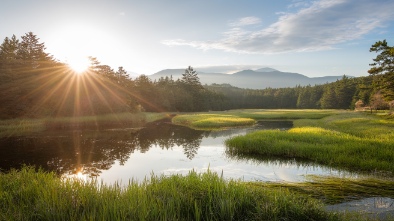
left=224, top=110, right=394, bottom=174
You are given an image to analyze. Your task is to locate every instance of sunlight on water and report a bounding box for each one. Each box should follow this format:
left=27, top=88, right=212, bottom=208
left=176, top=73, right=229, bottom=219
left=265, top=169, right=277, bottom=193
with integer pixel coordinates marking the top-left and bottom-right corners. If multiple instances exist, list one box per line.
left=0, top=120, right=356, bottom=186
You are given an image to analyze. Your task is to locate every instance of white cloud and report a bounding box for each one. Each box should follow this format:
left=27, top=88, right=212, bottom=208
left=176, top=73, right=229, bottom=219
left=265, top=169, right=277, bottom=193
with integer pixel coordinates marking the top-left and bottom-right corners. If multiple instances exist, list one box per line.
left=288, top=0, right=312, bottom=9
left=162, top=0, right=394, bottom=54
left=229, top=16, right=261, bottom=27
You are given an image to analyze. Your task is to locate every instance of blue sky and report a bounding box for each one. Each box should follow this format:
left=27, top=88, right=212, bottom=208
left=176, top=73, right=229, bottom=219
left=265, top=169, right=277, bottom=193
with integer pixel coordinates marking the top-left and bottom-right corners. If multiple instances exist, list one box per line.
left=1, top=0, right=393, bottom=77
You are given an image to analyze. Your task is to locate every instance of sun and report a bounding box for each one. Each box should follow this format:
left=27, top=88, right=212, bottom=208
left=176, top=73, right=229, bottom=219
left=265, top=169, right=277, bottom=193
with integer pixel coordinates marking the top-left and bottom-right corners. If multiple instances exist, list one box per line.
left=67, top=56, right=90, bottom=74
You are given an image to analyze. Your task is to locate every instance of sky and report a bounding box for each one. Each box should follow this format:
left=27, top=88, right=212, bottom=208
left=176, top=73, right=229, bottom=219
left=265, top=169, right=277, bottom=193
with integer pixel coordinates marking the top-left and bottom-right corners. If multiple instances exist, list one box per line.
left=1, top=0, right=393, bottom=77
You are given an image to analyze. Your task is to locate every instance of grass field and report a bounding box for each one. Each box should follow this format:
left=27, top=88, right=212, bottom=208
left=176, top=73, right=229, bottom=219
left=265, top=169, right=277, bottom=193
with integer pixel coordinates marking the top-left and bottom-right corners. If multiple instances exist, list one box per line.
left=0, top=167, right=341, bottom=221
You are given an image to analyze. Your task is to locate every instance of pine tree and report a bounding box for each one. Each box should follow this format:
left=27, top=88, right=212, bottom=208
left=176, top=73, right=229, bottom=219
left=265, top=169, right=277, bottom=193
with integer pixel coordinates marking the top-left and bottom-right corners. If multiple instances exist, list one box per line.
left=368, top=39, right=394, bottom=100
left=0, top=35, right=19, bottom=77
left=320, top=86, right=337, bottom=109
left=181, top=66, right=202, bottom=88
left=17, top=32, right=54, bottom=70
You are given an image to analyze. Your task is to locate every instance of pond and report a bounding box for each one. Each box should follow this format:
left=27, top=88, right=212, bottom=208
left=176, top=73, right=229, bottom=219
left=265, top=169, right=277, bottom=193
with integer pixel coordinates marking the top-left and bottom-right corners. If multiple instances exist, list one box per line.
left=0, top=120, right=350, bottom=185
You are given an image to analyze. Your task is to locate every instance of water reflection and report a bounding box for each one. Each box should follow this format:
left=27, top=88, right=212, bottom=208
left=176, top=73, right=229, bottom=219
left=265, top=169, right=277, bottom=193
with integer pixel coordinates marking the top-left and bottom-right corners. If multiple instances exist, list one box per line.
left=0, top=119, right=345, bottom=183
left=130, top=121, right=208, bottom=159
left=0, top=120, right=209, bottom=177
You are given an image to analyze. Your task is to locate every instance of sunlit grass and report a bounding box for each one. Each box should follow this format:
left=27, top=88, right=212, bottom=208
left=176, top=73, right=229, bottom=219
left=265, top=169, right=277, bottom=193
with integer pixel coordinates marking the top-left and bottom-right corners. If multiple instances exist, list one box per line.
left=0, top=112, right=169, bottom=137
left=172, top=109, right=341, bottom=130
left=0, top=167, right=341, bottom=221
left=172, top=114, right=256, bottom=130
left=230, top=109, right=341, bottom=120
left=295, top=111, right=394, bottom=141
left=226, top=111, right=394, bottom=173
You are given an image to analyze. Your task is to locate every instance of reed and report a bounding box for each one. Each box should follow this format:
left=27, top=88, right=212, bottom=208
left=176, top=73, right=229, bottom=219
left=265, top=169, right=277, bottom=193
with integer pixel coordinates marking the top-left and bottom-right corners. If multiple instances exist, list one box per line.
left=0, top=167, right=341, bottom=221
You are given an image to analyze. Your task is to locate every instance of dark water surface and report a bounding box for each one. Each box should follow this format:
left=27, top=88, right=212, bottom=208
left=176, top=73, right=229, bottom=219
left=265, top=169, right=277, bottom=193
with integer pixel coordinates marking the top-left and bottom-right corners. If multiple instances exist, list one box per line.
left=0, top=120, right=347, bottom=184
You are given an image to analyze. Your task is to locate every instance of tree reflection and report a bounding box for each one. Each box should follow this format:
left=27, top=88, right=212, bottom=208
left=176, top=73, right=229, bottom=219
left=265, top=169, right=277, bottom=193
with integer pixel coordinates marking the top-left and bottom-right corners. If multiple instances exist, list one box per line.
left=0, top=121, right=206, bottom=177
left=130, top=121, right=206, bottom=159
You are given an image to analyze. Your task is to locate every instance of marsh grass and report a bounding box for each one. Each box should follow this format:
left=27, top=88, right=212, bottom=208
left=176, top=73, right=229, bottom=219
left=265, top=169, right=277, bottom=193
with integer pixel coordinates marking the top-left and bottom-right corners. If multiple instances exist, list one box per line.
left=172, top=109, right=341, bottom=130
left=172, top=114, right=256, bottom=130
left=295, top=111, right=394, bottom=140
left=0, top=112, right=168, bottom=137
left=250, top=176, right=394, bottom=205
left=226, top=111, right=394, bottom=173
left=230, top=109, right=341, bottom=120
left=0, top=167, right=340, bottom=221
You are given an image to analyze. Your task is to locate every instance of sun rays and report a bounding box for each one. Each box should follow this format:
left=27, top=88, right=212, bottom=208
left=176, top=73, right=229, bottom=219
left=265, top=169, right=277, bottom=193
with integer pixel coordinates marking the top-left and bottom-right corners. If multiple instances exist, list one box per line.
left=67, top=56, right=90, bottom=74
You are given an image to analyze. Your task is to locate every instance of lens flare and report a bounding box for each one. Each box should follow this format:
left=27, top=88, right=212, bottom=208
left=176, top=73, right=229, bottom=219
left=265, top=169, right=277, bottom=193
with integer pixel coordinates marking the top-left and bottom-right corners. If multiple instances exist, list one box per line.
left=67, top=57, right=90, bottom=74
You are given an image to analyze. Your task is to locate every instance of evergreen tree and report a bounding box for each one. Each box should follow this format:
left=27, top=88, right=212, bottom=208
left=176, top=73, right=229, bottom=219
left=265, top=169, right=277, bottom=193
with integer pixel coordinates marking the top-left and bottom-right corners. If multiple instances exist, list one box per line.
left=335, top=75, right=356, bottom=109
left=181, top=66, right=202, bottom=88
left=0, top=35, right=19, bottom=81
left=320, top=86, right=337, bottom=109
left=297, top=86, right=312, bottom=108
left=368, top=39, right=394, bottom=100
left=17, top=32, right=54, bottom=70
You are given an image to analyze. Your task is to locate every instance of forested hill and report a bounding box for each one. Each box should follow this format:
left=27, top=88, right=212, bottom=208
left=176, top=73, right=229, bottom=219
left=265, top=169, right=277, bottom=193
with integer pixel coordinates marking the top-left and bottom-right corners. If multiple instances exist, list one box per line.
left=149, top=68, right=345, bottom=89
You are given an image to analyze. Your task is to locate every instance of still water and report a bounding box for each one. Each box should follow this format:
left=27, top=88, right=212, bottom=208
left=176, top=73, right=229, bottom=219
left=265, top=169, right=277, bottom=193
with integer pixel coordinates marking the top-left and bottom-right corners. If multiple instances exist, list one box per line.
left=0, top=120, right=348, bottom=184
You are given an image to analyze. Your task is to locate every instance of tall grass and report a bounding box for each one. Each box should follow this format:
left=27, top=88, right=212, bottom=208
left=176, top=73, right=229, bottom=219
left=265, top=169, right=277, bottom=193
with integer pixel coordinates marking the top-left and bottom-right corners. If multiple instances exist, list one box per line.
left=251, top=176, right=394, bottom=205
left=0, top=167, right=341, bottom=221
left=226, top=111, right=394, bottom=173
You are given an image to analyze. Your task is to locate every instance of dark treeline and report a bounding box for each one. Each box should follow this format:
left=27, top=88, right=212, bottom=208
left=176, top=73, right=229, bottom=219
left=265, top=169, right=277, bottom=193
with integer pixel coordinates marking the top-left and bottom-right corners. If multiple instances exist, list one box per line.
left=0, top=32, right=392, bottom=119
left=205, top=75, right=375, bottom=110
left=0, top=32, right=225, bottom=119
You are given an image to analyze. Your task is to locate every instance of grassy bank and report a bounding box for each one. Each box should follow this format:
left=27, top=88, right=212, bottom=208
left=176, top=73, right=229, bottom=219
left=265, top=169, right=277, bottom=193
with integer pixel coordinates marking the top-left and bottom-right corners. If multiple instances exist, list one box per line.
left=172, top=113, right=256, bottom=130
left=225, top=111, right=394, bottom=173
left=172, top=109, right=341, bottom=130
left=0, top=112, right=168, bottom=137
left=172, top=109, right=339, bottom=130
left=0, top=167, right=340, bottom=221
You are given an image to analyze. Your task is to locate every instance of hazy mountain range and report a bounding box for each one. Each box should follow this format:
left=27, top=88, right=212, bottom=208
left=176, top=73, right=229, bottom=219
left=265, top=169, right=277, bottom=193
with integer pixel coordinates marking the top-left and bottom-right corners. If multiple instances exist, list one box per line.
left=148, top=67, right=345, bottom=89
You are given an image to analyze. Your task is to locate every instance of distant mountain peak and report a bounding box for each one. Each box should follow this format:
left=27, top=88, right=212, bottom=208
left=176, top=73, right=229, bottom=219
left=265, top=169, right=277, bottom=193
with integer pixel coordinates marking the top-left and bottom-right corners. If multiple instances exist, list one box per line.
left=255, top=67, right=279, bottom=72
